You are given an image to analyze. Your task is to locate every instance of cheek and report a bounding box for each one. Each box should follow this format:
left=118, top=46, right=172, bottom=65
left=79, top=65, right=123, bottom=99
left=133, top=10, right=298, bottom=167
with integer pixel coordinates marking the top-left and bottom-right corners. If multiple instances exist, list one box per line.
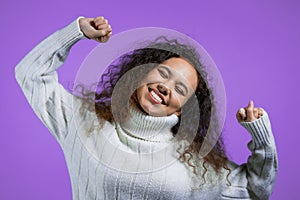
left=174, top=94, right=193, bottom=108
left=136, top=87, right=144, bottom=100
left=169, top=93, right=185, bottom=108
left=136, top=85, right=149, bottom=101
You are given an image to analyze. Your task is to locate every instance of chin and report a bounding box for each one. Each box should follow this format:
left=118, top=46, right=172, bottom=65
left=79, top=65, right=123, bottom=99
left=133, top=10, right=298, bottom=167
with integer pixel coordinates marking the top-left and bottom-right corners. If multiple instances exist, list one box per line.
left=137, top=102, right=166, bottom=117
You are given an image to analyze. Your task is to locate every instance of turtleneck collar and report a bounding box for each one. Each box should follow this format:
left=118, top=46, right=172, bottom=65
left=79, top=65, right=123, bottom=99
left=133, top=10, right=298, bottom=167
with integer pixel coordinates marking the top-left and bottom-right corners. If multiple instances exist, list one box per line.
left=120, top=107, right=178, bottom=142
left=115, top=107, right=179, bottom=153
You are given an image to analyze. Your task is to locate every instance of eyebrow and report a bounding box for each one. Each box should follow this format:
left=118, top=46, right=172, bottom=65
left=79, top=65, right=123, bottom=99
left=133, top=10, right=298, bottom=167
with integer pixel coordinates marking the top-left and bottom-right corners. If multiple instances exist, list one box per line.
left=158, top=65, right=189, bottom=94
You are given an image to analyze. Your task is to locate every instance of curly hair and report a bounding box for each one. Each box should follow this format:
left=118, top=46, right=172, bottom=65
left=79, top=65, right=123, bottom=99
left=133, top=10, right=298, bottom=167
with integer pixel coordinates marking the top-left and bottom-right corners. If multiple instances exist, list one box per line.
left=76, top=36, right=230, bottom=184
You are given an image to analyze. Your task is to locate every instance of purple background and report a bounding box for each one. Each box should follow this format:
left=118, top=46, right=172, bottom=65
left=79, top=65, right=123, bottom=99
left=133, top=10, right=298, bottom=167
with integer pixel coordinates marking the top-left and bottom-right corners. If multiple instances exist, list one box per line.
left=1, top=0, right=299, bottom=199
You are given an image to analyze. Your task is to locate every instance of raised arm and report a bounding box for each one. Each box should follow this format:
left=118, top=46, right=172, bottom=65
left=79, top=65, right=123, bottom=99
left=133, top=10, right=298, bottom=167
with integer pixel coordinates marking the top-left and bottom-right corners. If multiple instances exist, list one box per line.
left=15, top=16, right=112, bottom=144
left=222, top=101, right=278, bottom=200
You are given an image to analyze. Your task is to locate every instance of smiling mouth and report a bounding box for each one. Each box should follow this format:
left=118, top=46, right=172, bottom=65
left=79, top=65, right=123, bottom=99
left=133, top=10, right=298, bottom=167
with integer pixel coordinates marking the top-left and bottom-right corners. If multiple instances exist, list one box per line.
left=148, top=88, right=166, bottom=105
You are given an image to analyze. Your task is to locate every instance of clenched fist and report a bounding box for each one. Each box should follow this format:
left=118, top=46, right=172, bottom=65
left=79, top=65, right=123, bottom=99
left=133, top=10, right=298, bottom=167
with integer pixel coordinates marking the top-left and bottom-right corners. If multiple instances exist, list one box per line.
left=236, top=100, right=263, bottom=122
left=79, top=16, right=112, bottom=43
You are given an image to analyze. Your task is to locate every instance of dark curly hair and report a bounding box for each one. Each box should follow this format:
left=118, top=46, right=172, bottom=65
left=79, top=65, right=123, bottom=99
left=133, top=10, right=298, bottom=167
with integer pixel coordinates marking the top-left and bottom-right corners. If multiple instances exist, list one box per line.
left=76, top=36, right=230, bottom=184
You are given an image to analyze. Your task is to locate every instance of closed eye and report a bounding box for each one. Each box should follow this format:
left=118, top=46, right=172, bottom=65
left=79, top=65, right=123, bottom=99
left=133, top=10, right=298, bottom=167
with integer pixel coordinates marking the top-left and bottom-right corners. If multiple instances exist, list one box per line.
left=175, top=85, right=185, bottom=96
left=158, top=68, right=169, bottom=79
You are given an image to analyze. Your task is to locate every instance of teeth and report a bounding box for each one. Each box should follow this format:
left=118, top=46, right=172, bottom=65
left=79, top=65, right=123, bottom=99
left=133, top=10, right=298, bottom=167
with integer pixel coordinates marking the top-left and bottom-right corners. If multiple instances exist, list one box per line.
left=150, top=91, right=162, bottom=103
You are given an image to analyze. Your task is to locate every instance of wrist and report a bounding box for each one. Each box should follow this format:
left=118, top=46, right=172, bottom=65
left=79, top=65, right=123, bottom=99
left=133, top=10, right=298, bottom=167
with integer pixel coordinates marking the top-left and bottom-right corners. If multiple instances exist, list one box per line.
left=77, top=17, right=90, bottom=39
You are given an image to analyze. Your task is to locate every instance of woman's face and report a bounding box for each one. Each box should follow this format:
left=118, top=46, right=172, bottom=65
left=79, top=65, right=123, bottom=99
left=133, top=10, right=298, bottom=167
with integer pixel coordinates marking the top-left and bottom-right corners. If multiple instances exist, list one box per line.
left=135, top=57, right=198, bottom=117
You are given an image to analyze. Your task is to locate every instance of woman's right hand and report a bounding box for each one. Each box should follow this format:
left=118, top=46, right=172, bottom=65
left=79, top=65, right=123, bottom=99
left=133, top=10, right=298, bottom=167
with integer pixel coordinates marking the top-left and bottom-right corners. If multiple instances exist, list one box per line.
left=79, top=16, right=112, bottom=43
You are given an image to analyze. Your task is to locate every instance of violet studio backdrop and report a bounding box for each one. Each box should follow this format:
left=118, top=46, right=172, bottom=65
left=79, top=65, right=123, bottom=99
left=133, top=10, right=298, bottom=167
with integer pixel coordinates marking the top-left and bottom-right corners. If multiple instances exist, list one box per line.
left=1, top=0, right=298, bottom=199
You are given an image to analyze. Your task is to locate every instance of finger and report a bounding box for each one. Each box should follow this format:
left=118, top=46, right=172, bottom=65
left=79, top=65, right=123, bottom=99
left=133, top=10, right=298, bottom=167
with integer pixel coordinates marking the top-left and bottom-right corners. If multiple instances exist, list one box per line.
left=94, top=16, right=105, bottom=23
left=95, top=19, right=109, bottom=28
left=97, top=25, right=112, bottom=35
left=245, top=100, right=255, bottom=122
left=94, top=28, right=110, bottom=38
left=97, top=31, right=112, bottom=43
left=106, top=31, right=112, bottom=38
left=97, top=23, right=110, bottom=30
left=236, top=108, right=246, bottom=122
left=95, top=36, right=106, bottom=43
left=93, top=16, right=105, bottom=27
left=94, top=17, right=108, bottom=27
left=253, top=108, right=259, bottom=118
left=257, top=107, right=263, bottom=118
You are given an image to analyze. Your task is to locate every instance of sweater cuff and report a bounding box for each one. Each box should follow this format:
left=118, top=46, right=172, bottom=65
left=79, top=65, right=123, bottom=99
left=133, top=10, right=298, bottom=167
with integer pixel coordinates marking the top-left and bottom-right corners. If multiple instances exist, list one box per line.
left=239, top=109, right=273, bottom=148
left=53, top=16, right=86, bottom=48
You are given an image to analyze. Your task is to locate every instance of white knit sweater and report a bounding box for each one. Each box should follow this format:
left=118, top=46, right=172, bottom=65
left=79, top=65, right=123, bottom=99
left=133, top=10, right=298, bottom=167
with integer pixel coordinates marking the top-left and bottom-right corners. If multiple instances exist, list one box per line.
left=15, top=18, right=278, bottom=200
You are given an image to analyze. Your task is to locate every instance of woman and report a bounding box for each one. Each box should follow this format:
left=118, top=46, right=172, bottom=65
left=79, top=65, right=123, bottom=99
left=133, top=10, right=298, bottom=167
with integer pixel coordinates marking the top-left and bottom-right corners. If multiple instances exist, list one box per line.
left=15, top=16, right=278, bottom=199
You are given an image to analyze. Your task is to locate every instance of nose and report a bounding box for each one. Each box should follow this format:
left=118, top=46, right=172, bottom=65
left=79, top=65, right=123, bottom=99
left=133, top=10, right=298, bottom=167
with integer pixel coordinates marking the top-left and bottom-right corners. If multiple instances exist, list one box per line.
left=157, top=83, right=171, bottom=96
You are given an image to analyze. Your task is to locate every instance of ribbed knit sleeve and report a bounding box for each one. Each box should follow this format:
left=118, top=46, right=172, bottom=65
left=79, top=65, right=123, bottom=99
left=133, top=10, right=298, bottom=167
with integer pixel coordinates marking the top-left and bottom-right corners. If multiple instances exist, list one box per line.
left=222, top=109, right=278, bottom=200
left=15, top=17, right=86, bottom=144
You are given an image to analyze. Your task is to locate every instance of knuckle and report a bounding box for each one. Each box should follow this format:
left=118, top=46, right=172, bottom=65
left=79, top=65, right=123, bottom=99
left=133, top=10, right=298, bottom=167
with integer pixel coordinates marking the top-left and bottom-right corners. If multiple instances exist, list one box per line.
left=94, top=18, right=103, bottom=24
left=238, top=108, right=245, bottom=113
left=96, top=16, right=104, bottom=20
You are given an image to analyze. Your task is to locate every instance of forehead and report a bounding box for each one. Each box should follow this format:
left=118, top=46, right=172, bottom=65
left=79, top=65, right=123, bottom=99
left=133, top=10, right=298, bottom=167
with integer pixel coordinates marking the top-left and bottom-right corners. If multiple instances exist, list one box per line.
left=160, top=57, right=198, bottom=90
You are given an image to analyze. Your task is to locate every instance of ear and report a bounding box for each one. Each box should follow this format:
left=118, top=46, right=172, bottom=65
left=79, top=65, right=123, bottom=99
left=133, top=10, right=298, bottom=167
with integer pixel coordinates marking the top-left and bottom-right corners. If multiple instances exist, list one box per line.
left=174, top=109, right=181, bottom=116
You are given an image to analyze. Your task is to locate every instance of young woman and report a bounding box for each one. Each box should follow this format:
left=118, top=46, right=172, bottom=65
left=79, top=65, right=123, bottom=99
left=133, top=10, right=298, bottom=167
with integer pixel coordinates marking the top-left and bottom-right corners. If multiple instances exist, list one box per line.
left=15, top=16, right=278, bottom=200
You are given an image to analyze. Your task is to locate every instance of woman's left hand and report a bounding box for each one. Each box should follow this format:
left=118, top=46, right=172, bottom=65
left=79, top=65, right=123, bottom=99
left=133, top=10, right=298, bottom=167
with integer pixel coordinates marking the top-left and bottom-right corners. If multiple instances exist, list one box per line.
left=236, top=100, right=263, bottom=122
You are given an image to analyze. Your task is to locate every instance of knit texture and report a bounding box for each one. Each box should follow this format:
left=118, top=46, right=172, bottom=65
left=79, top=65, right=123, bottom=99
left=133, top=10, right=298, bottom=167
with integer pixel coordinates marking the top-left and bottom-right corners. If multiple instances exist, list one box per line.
left=15, top=18, right=278, bottom=200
